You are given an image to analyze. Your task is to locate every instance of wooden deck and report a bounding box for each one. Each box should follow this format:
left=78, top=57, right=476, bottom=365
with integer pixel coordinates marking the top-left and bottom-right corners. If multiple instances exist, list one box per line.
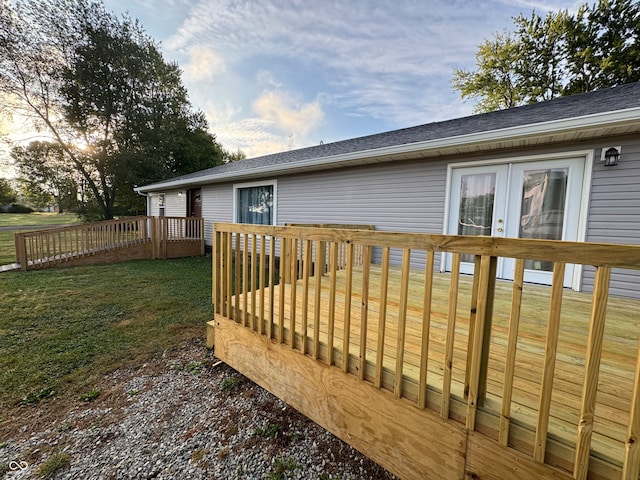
left=211, top=223, right=640, bottom=480
left=12, top=216, right=204, bottom=270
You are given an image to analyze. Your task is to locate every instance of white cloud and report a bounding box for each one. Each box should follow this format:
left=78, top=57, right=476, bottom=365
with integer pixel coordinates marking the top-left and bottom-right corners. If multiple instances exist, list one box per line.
left=158, top=0, right=580, bottom=155
left=183, top=45, right=225, bottom=82
left=253, top=90, right=324, bottom=139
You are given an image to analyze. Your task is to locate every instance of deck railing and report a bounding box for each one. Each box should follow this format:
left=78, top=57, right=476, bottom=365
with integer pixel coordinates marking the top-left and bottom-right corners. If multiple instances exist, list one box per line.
left=14, top=216, right=204, bottom=270
left=213, top=223, right=640, bottom=479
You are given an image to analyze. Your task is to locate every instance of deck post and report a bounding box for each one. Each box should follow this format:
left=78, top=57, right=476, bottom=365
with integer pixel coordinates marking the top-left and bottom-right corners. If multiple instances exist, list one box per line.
left=14, top=232, right=27, bottom=270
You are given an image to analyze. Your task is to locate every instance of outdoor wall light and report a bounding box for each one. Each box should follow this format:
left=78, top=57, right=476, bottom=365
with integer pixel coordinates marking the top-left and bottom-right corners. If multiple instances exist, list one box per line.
left=601, top=146, right=621, bottom=166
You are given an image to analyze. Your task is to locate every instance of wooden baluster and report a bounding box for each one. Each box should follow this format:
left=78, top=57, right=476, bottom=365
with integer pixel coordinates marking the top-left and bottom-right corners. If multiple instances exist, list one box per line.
left=243, top=233, right=249, bottom=327
left=374, top=247, right=390, bottom=389
left=465, top=255, right=493, bottom=431
left=533, top=262, right=566, bottom=463
left=623, top=333, right=640, bottom=480
left=418, top=250, right=435, bottom=409
left=394, top=248, right=411, bottom=399
left=358, top=245, right=371, bottom=381
left=301, top=239, right=312, bottom=354
left=342, top=243, right=354, bottom=373
left=234, top=233, right=241, bottom=322
left=327, top=242, right=338, bottom=366
left=269, top=236, right=276, bottom=339
left=289, top=238, right=298, bottom=349
left=574, top=266, right=611, bottom=479
left=499, top=258, right=525, bottom=445
left=313, top=241, right=323, bottom=360
left=212, top=229, right=221, bottom=314
left=278, top=237, right=287, bottom=343
left=259, top=235, right=267, bottom=335
left=250, top=234, right=257, bottom=331
left=441, top=253, right=460, bottom=419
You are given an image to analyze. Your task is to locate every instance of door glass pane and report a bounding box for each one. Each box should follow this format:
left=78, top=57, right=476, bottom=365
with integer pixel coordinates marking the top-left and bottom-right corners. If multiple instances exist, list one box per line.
left=458, top=173, right=496, bottom=262
left=519, top=168, right=568, bottom=271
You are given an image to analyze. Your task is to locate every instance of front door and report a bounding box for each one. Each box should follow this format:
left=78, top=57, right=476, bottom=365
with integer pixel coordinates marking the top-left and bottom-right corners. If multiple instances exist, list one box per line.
left=188, top=188, right=202, bottom=217
left=446, top=157, right=586, bottom=287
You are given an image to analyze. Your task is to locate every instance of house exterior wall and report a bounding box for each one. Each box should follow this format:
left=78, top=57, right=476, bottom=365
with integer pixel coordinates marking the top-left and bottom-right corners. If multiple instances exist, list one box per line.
left=147, top=190, right=184, bottom=217
left=583, top=136, right=640, bottom=297
left=201, top=184, right=233, bottom=245
left=277, top=158, right=448, bottom=269
left=165, top=190, right=186, bottom=217
left=146, top=132, right=640, bottom=298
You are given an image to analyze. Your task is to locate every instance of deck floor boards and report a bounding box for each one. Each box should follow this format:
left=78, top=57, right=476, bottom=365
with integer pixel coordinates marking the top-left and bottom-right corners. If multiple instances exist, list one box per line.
left=231, top=264, right=639, bottom=471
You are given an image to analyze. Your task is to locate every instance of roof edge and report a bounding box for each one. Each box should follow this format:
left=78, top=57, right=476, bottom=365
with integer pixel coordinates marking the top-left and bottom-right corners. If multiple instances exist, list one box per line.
left=135, top=106, right=640, bottom=193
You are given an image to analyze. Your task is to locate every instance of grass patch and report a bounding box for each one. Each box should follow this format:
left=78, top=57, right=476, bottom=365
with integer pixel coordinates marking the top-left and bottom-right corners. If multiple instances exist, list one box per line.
left=0, top=212, right=79, bottom=227
left=267, top=457, right=299, bottom=480
left=37, top=453, right=71, bottom=478
left=220, top=376, right=239, bottom=393
left=255, top=422, right=283, bottom=439
left=0, top=213, right=80, bottom=265
left=0, top=257, right=212, bottom=407
left=78, top=389, right=100, bottom=402
left=0, top=230, right=18, bottom=265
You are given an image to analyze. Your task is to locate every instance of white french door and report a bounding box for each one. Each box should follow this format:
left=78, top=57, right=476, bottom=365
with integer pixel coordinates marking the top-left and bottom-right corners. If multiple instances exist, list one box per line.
left=446, top=157, right=587, bottom=287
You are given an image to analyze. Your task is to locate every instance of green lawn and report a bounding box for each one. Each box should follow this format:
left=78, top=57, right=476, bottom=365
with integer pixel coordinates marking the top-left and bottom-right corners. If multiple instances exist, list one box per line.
left=0, top=231, right=16, bottom=265
left=0, top=213, right=81, bottom=265
left=0, top=212, right=80, bottom=227
left=0, top=256, right=212, bottom=407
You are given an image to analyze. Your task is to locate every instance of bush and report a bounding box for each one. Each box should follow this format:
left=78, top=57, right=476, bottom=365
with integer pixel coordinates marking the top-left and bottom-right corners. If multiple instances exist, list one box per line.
left=0, top=204, right=34, bottom=213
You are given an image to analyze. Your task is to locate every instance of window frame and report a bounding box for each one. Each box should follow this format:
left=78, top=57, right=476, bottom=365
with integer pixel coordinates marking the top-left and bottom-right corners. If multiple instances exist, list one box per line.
left=232, top=180, right=277, bottom=225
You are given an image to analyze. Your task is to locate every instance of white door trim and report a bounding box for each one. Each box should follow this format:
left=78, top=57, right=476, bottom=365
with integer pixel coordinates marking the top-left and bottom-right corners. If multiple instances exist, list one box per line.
left=440, top=150, right=594, bottom=291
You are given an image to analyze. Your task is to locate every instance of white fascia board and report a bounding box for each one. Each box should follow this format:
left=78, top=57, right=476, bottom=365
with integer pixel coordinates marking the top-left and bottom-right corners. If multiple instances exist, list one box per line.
left=135, top=107, right=640, bottom=193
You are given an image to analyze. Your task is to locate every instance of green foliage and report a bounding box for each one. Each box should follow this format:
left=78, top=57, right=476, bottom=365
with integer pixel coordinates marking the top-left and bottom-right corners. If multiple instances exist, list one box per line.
left=37, top=453, right=71, bottom=479
left=267, top=457, right=299, bottom=480
left=254, top=422, right=283, bottom=438
left=0, top=178, right=17, bottom=205
left=12, top=142, right=78, bottom=212
left=220, top=376, right=239, bottom=393
left=18, top=388, right=55, bottom=406
left=453, top=0, right=640, bottom=112
left=79, top=389, right=100, bottom=402
left=0, top=0, right=226, bottom=220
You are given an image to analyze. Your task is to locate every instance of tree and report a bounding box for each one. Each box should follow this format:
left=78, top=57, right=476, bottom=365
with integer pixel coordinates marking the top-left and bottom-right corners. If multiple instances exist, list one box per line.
left=0, top=177, right=16, bottom=205
left=0, top=0, right=226, bottom=219
left=452, top=0, right=640, bottom=112
left=11, top=141, right=79, bottom=213
left=452, top=32, right=526, bottom=113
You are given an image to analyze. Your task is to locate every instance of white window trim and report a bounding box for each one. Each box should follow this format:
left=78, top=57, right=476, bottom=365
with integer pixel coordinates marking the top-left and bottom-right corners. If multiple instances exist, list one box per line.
left=232, top=179, right=278, bottom=225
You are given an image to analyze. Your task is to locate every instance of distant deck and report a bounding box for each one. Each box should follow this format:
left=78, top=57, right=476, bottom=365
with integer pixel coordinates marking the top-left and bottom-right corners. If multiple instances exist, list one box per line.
left=211, top=223, right=640, bottom=480
left=12, top=216, right=204, bottom=271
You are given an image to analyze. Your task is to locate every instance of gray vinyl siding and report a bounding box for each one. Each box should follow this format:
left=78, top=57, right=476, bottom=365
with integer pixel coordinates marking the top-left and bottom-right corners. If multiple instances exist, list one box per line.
left=584, top=138, right=640, bottom=298
left=165, top=190, right=185, bottom=217
left=201, top=184, right=233, bottom=245
left=277, top=158, right=448, bottom=269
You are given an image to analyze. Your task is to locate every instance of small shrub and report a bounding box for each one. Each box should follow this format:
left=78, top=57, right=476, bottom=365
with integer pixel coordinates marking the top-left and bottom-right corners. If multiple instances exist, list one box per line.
left=267, top=457, right=299, bottom=480
left=255, top=422, right=282, bottom=439
left=221, top=376, right=239, bottom=393
left=18, top=388, right=54, bottom=406
left=79, top=389, right=100, bottom=402
left=37, top=453, right=70, bottom=478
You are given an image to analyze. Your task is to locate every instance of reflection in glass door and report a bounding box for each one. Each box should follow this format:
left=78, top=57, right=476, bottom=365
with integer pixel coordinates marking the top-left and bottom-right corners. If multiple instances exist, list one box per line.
left=458, top=173, right=496, bottom=264
left=447, top=157, right=585, bottom=287
left=518, top=168, right=568, bottom=272
left=447, top=165, right=508, bottom=274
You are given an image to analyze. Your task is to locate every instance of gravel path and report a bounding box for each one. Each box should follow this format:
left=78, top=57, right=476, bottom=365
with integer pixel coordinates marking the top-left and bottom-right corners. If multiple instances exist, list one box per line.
left=1, top=338, right=397, bottom=479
